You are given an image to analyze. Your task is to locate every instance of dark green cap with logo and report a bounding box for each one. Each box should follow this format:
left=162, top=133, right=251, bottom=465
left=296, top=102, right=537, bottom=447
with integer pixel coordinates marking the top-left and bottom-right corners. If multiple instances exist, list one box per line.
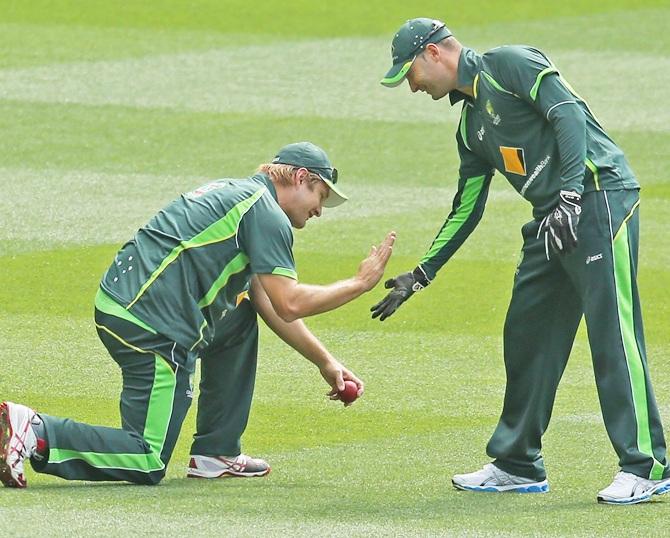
left=272, top=142, right=348, bottom=207
left=381, top=18, right=452, bottom=88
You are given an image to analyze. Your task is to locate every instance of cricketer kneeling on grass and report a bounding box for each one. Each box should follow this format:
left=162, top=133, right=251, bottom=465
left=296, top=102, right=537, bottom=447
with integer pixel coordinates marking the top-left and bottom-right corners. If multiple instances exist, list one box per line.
left=0, top=141, right=395, bottom=487
left=374, top=17, right=670, bottom=505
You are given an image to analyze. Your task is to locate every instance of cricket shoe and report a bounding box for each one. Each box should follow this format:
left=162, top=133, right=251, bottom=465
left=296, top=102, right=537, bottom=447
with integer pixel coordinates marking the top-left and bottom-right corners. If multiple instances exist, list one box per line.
left=597, top=471, right=670, bottom=505
left=0, top=401, right=39, bottom=488
left=452, top=463, right=549, bottom=493
left=187, top=454, right=271, bottom=479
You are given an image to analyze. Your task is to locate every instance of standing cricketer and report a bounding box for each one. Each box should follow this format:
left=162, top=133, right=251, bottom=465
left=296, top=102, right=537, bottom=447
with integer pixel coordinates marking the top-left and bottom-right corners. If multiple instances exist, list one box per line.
left=374, top=18, right=670, bottom=504
left=1, top=141, right=395, bottom=487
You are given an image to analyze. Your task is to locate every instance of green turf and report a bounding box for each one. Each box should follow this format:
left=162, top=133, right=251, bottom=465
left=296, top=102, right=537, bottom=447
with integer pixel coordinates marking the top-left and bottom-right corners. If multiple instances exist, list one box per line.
left=1, top=2, right=669, bottom=536
left=3, top=0, right=666, bottom=36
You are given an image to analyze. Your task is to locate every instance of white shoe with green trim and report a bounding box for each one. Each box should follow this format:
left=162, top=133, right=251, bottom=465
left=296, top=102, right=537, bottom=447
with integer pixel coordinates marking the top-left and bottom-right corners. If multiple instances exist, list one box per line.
left=597, top=471, right=670, bottom=505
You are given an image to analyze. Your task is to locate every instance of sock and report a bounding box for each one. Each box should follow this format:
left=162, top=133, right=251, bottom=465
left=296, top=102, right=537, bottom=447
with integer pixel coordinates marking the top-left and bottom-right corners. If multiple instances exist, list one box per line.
left=30, top=413, right=48, bottom=462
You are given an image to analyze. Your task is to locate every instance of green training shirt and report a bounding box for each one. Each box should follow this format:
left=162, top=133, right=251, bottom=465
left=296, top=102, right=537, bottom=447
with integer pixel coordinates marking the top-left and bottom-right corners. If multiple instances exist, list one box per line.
left=99, top=173, right=296, bottom=351
left=420, top=45, right=639, bottom=280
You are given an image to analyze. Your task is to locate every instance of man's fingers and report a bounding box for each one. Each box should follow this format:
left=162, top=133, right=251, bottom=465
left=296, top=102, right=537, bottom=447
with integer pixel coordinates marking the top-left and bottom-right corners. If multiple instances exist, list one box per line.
left=372, top=233, right=396, bottom=260
left=334, top=371, right=345, bottom=392
left=547, top=221, right=579, bottom=255
left=559, top=225, right=576, bottom=253
left=379, top=306, right=396, bottom=321
left=372, top=296, right=397, bottom=320
left=545, top=199, right=579, bottom=257
left=343, top=372, right=364, bottom=395
left=549, top=226, right=563, bottom=252
left=371, top=297, right=391, bottom=318
left=370, top=299, right=384, bottom=312
left=381, top=231, right=397, bottom=250
left=543, top=230, right=551, bottom=261
left=371, top=296, right=390, bottom=318
left=569, top=225, right=578, bottom=242
left=378, top=245, right=393, bottom=265
left=560, top=228, right=571, bottom=252
left=378, top=298, right=401, bottom=321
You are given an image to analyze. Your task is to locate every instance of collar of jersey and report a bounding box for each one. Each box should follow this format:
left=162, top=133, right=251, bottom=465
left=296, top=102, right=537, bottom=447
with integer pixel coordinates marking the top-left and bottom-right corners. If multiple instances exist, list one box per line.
left=448, top=47, right=482, bottom=106
left=256, top=172, right=278, bottom=202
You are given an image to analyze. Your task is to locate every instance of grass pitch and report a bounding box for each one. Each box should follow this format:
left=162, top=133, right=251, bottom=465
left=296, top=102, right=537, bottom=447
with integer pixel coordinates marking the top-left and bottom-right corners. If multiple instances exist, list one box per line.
left=1, top=1, right=669, bottom=536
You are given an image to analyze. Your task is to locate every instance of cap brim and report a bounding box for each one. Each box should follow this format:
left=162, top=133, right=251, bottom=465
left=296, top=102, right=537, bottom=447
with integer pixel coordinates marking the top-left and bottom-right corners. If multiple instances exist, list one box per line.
left=380, top=58, right=415, bottom=88
left=320, top=177, right=348, bottom=208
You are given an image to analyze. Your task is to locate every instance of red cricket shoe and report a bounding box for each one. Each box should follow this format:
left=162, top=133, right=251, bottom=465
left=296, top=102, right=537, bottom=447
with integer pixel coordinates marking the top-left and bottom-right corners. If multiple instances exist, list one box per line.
left=0, top=401, right=39, bottom=488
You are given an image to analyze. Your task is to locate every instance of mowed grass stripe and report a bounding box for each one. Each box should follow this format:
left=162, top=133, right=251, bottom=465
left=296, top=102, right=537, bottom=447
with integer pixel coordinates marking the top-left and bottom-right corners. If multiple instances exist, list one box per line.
left=0, top=36, right=442, bottom=123
left=0, top=26, right=669, bottom=130
left=0, top=23, right=265, bottom=70
left=2, top=7, right=668, bottom=70
left=0, top=506, right=466, bottom=538
left=4, top=0, right=667, bottom=36
left=2, top=100, right=670, bottom=187
left=3, top=168, right=669, bottom=270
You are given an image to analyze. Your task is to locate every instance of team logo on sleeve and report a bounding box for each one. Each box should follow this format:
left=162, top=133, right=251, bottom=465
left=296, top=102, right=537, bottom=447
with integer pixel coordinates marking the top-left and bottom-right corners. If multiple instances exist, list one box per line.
left=499, top=146, right=527, bottom=176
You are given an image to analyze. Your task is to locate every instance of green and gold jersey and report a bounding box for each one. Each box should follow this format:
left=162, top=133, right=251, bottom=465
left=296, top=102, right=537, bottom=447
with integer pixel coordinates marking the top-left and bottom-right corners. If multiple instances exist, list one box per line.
left=99, top=173, right=296, bottom=351
left=420, top=45, right=638, bottom=279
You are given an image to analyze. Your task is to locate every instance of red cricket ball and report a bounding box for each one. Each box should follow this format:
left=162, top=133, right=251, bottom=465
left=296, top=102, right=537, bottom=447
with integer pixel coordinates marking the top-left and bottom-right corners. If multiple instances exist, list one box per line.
left=339, top=380, right=359, bottom=404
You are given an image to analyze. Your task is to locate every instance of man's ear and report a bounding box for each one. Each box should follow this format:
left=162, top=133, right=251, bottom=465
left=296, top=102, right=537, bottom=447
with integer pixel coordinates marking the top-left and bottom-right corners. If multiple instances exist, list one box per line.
left=294, top=167, right=308, bottom=185
left=425, top=43, right=440, bottom=62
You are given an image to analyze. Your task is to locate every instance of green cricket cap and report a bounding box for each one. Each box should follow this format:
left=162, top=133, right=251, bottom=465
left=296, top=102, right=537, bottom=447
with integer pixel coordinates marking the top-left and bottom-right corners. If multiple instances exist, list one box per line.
left=381, top=18, right=452, bottom=88
left=272, top=142, right=348, bottom=207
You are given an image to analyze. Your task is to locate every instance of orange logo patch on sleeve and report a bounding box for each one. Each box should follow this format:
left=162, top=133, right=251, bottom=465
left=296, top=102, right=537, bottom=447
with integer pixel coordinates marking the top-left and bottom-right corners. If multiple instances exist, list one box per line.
left=499, top=146, right=527, bottom=175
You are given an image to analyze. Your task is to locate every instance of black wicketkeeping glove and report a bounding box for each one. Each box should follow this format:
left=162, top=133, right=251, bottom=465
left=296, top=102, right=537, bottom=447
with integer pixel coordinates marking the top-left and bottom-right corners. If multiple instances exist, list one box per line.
left=540, top=190, right=582, bottom=256
left=370, top=266, right=431, bottom=321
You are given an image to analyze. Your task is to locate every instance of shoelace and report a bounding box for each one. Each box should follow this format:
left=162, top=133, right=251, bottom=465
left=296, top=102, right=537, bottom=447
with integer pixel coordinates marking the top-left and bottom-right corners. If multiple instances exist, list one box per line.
left=8, top=411, right=36, bottom=470
left=611, top=472, right=629, bottom=486
left=480, top=464, right=513, bottom=486
left=220, top=455, right=246, bottom=473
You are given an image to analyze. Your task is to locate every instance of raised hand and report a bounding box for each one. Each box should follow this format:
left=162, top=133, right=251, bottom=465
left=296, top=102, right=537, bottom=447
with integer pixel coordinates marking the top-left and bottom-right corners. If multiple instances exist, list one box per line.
left=355, top=231, right=396, bottom=291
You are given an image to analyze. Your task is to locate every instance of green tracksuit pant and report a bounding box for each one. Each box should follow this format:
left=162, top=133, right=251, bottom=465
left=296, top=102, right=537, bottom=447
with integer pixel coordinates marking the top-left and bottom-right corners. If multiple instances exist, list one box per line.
left=487, top=189, right=669, bottom=481
left=32, top=298, right=258, bottom=485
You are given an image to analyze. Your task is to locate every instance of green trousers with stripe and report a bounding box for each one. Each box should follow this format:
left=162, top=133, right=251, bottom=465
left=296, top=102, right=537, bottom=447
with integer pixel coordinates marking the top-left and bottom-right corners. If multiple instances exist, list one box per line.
left=31, top=298, right=259, bottom=484
left=191, top=300, right=259, bottom=457
left=487, top=189, right=669, bottom=481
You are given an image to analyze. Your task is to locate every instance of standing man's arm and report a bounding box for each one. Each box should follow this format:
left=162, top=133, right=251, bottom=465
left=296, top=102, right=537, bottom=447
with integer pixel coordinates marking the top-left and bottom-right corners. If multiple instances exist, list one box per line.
left=529, top=63, right=587, bottom=255
left=492, top=47, right=587, bottom=254
left=249, top=276, right=362, bottom=404
left=371, top=125, right=493, bottom=321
